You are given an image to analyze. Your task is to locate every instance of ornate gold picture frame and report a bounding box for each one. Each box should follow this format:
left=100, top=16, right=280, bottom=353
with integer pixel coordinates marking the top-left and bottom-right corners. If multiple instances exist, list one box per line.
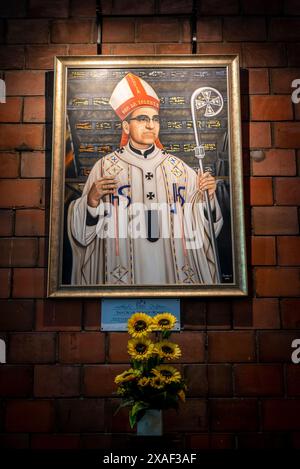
left=48, top=55, right=247, bottom=297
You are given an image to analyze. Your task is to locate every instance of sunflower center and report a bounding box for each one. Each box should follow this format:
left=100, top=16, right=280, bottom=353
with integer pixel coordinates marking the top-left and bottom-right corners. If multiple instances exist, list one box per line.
left=162, top=345, right=173, bottom=354
left=161, top=370, right=173, bottom=377
left=136, top=343, right=147, bottom=353
left=158, top=319, right=170, bottom=326
left=134, top=320, right=147, bottom=331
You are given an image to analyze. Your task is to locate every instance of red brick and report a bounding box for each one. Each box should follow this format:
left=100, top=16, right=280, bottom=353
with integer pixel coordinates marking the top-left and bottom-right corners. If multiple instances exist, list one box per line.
left=5, top=71, right=45, bottom=96
left=34, top=365, right=80, bottom=397
left=285, top=0, right=300, bottom=14
left=287, top=365, right=300, bottom=396
left=0, top=98, right=22, bottom=123
left=57, top=399, right=105, bottom=432
left=51, top=20, right=94, bottom=43
left=26, top=45, right=67, bottom=69
left=23, top=97, right=45, bottom=123
left=108, top=332, right=135, bottom=363
left=105, top=398, right=134, bottom=433
left=156, top=44, right=192, bottom=54
left=199, top=0, right=238, bottom=14
left=224, top=17, right=266, bottom=41
left=263, top=400, right=300, bottom=430
left=136, top=18, right=180, bottom=43
left=248, top=69, right=269, bottom=95
left=252, top=298, right=280, bottom=329
left=181, top=299, right=206, bottom=330
left=250, top=177, right=273, bottom=206
left=20, top=151, right=45, bottom=177
left=196, top=18, right=222, bottom=42
left=281, top=299, right=300, bottom=328
left=208, top=364, right=233, bottom=396
left=102, top=18, right=135, bottom=43
left=83, top=300, right=100, bottom=331
left=211, top=399, right=258, bottom=431
left=269, top=18, right=300, bottom=41
left=159, top=0, right=193, bottom=14
left=288, top=44, right=300, bottom=66
left=0, top=46, right=24, bottom=69
left=271, top=69, right=300, bottom=94
left=208, top=331, right=255, bottom=363
left=252, top=149, right=296, bottom=176
left=31, top=434, right=81, bottom=450
left=13, top=267, right=46, bottom=298
left=253, top=207, right=299, bottom=235
left=108, top=43, right=155, bottom=55
left=256, top=267, right=300, bottom=297
left=59, top=332, right=105, bottom=363
left=0, top=299, right=34, bottom=331
left=259, top=331, right=299, bottom=361
left=5, top=400, right=55, bottom=432
left=15, top=209, right=45, bottom=235
left=164, top=399, right=207, bottom=432
left=0, top=238, right=38, bottom=267
left=0, top=434, right=29, bottom=449
left=0, top=0, right=27, bottom=17
left=71, top=0, right=98, bottom=17
left=0, top=268, right=11, bottom=298
left=112, top=0, right=155, bottom=14
left=35, top=299, right=82, bottom=331
left=37, top=237, right=46, bottom=267
left=0, top=179, right=43, bottom=208
left=187, top=433, right=234, bottom=449
left=7, top=19, right=49, bottom=44
left=251, top=236, right=276, bottom=265
left=0, top=152, right=19, bottom=178
left=278, top=236, right=300, bottom=265
left=206, top=301, right=231, bottom=330
left=244, top=122, right=271, bottom=148
left=69, top=44, right=97, bottom=55
left=0, top=210, right=14, bottom=236
left=83, top=364, right=127, bottom=397
left=275, top=122, right=300, bottom=148
left=29, top=0, right=69, bottom=17
left=275, top=177, right=300, bottom=205
left=0, top=124, right=44, bottom=151
left=251, top=95, right=293, bottom=121
left=0, top=365, right=32, bottom=397
left=241, top=0, right=281, bottom=14
left=197, top=42, right=242, bottom=56
left=9, top=332, right=56, bottom=363
left=243, top=43, right=286, bottom=67
left=237, top=433, right=289, bottom=449
left=184, top=364, right=207, bottom=397
left=235, top=364, right=283, bottom=396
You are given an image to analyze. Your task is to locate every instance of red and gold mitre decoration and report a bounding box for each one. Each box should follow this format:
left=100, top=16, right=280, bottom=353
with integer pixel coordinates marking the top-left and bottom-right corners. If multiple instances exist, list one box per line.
left=109, top=72, right=163, bottom=148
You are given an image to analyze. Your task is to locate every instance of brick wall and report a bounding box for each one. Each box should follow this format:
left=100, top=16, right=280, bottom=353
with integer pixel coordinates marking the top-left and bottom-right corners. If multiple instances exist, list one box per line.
left=0, top=0, right=300, bottom=450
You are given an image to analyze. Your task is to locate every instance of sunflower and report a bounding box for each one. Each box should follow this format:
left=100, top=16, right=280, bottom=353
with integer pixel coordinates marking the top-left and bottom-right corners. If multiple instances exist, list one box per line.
left=155, top=340, right=181, bottom=360
left=114, top=368, right=141, bottom=384
left=138, top=376, right=151, bottom=387
left=152, top=312, right=176, bottom=331
left=128, top=312, right=153, bottom=338
left=149, top=376, right=165, bottom=389
left=127, top=337, right=155, bottom=360
left=152, top=365, right=181, bottom=384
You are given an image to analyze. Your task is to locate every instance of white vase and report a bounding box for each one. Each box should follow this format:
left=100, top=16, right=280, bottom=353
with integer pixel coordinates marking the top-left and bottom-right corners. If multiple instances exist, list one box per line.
left=137, top=409, right=163, bottom=436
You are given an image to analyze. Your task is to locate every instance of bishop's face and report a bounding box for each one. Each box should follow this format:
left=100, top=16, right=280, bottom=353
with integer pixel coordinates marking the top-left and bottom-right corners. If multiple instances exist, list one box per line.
left=122, top=106, right=160, bottom=149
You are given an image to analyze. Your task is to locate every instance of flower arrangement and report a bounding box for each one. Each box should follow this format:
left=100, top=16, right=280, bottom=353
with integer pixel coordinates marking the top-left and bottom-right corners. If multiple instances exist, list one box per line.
left=114, top=312, right=187, bottom=429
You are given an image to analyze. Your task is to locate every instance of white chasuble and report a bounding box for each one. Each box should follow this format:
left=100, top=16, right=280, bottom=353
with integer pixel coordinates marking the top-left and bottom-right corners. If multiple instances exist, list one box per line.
left=68, top=144, right=223, bottom=285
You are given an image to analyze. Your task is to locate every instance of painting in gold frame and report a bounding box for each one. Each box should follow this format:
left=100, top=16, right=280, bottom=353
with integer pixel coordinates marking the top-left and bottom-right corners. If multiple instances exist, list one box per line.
left=48, top=55, right=247, bottom=297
